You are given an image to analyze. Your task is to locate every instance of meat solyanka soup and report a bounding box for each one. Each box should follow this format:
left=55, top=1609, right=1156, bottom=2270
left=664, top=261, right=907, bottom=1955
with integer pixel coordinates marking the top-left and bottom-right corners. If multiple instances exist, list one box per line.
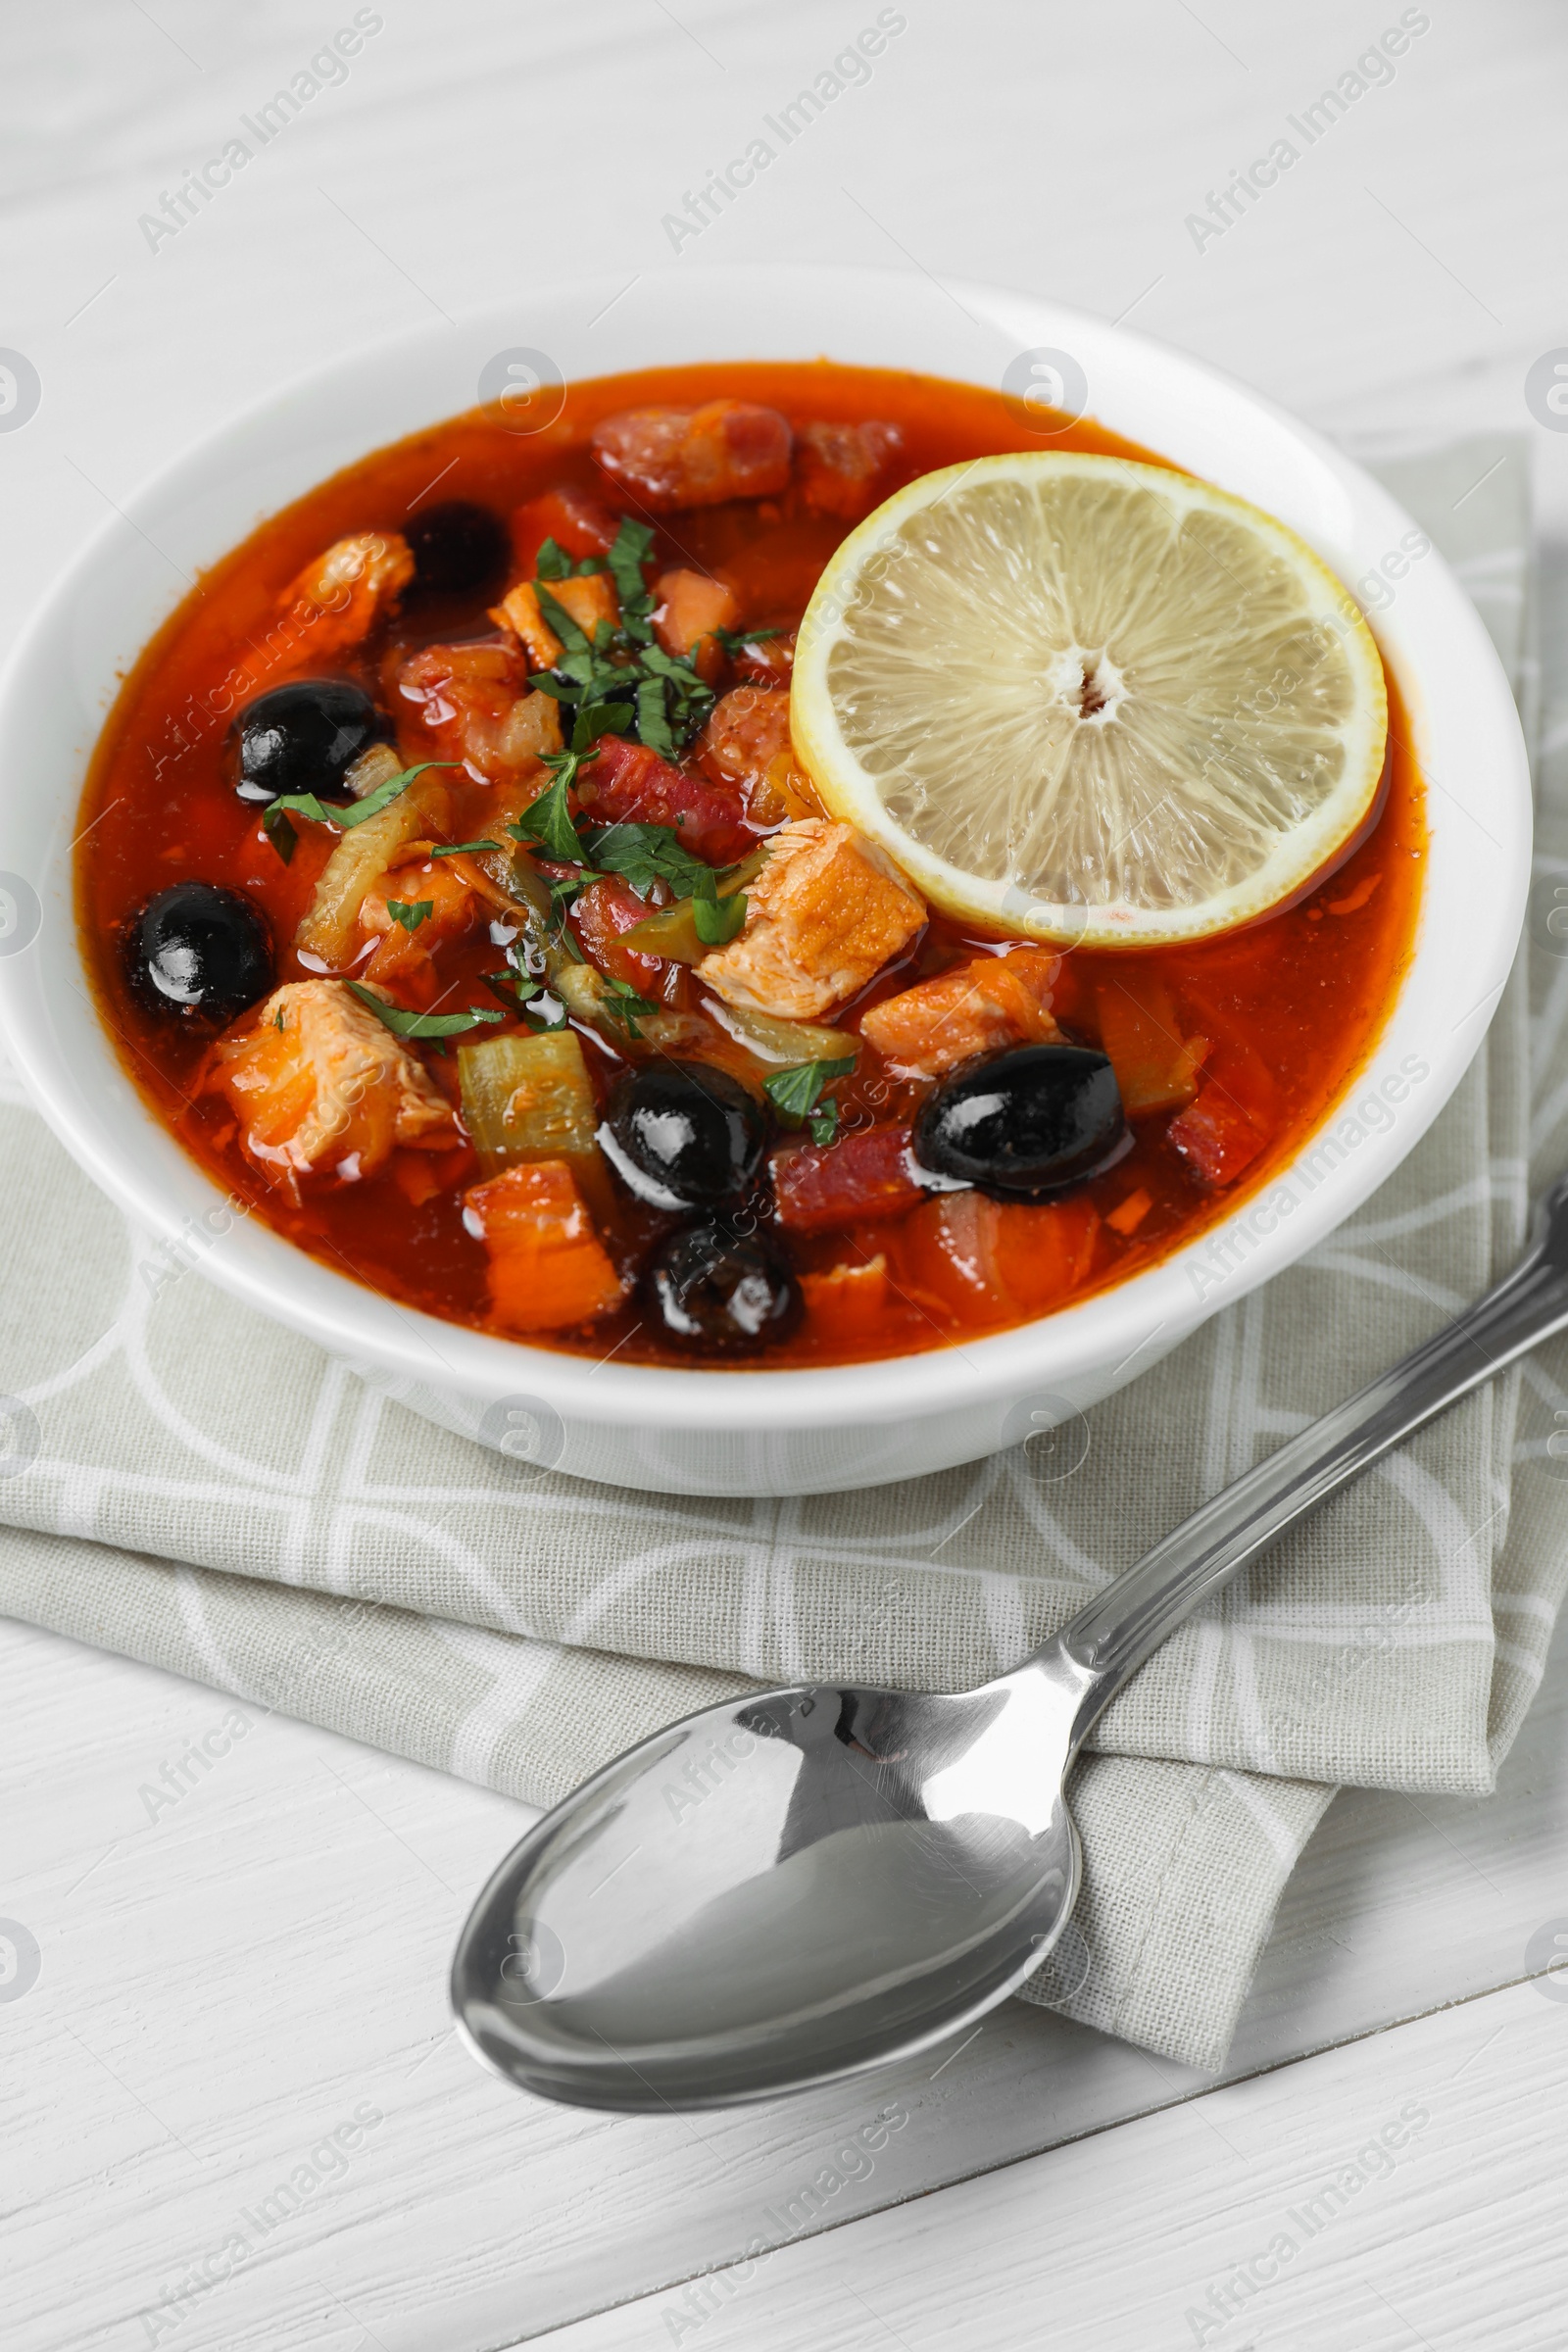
left=78, top=363, right=1424, bottom=1367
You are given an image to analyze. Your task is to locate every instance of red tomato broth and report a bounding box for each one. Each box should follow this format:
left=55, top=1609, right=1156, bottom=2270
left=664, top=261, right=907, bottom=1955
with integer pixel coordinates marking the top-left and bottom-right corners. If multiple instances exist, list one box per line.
left=76, top=362, right=1426, bottom=1367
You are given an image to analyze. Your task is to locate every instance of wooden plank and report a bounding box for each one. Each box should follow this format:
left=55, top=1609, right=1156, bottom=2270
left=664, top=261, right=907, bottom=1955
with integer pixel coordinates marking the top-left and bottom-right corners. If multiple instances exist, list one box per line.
left=537, top=1975, right=1568, bottom=2351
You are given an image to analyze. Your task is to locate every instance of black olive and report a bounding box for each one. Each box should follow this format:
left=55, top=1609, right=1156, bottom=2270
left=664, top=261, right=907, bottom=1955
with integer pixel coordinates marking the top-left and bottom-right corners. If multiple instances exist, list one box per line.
left=406, top=500, right=511, bottom=599
left=232, top=679, right=390, bottom=805
left=912, top=1044, right=1127, bottom=1200
left=599, top=1062, right=765, bottom=1211
left=125, top=883, right=273, bottom=1025
left=644, top=1225, right=802, bottom=1354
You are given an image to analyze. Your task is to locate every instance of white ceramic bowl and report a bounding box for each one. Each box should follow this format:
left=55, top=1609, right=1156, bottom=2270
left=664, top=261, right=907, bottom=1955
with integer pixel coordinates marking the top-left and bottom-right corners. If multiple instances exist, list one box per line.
left=0, top=267, right=1530, bottom=1496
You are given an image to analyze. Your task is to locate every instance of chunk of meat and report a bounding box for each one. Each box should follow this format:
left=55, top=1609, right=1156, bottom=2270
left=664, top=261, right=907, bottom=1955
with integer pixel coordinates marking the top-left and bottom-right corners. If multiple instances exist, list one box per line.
left=569, top=874, right=668, bottom=991
left=698, top=686, right=815, bottom=826
left=575, top=734, right=754, bottom=865
left=358, top=860, right=482, bottom=988
left=892, top=1193, right=1101, bottom=1325
left=1166, top=1084, right=1267, bottom=1188
left=464, top=1159, right=624, bottom=1333
left=771, top=1124, right=924, bottom=1236
left=654, top=568, right=740, bottom=683
left=700, top=687, right=790, bottom=791
left=859, top=949, right=1062, bottom=1080
left=592, top=401, right=792, bottom=512
left=698, top=818, right=926, bottom=1020
left=511, top=486, right=620, bottom=578
left=397, top=640, right=563, bottom=783
left=217, top=531, right=415, bottom=709
left=209, top=979, right=458, bottom=1184
left=794, top=420, right=904, bottom=520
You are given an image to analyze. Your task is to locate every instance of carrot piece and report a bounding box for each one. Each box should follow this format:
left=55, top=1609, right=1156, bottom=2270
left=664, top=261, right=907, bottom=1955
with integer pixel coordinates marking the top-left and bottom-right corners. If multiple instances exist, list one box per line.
left=655, top=568, right=740, bottom=681
left=1105, top=1187, right=1153, bottom=1237
left=547, top=571, right=619, bottom=640
left=771, top=1124, right=924, bottom=1236
left=491, top=581, right=563, bottom=671
left=1325, top=872, right=1382, bottom=916
left=464, top=1159, right=624, bottom=1333
left=800, top=1253, right=890, bottom=1339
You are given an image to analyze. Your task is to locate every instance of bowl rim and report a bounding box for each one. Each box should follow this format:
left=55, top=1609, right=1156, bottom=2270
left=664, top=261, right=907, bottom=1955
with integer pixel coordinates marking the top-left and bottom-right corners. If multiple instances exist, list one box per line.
left=0, top=262, right=1531, bottom=1434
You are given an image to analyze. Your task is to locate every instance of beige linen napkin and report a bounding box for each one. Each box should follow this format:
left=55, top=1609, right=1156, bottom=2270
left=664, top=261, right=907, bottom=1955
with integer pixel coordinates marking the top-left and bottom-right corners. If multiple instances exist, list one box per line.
left=0, top=438, right=1557, bottom=2072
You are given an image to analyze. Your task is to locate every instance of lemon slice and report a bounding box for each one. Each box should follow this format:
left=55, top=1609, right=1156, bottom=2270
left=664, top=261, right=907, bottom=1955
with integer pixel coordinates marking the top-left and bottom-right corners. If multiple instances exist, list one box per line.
left=791, top=452, right=1388, bottom=946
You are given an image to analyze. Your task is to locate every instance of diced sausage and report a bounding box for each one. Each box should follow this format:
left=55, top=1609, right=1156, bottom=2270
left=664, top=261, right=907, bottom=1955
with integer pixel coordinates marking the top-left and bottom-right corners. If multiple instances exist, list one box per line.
left=771, top=1124, right=924, bottom=1236
left=858, top=949, right=1062, bottom=1080
left=568, top=874, right=668, bottom=991
left=698, top=686, right=814, bottom=825
left=209, top=977, right=458, bottom=1183
left=795, top=420, right=904, bottom=519
left=592, top=401, right=793, bottom=511
left=1167, top=1085, right=1267, bottom=1187
left=697, top=818, right=926, bottom=1020
left=575, top=734, right=754, bottom=865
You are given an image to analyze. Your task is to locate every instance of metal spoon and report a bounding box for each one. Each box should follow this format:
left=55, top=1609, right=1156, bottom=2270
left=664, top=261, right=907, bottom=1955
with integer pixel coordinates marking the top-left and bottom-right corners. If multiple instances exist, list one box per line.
left=452, top=1175, right=1568, bottom=2113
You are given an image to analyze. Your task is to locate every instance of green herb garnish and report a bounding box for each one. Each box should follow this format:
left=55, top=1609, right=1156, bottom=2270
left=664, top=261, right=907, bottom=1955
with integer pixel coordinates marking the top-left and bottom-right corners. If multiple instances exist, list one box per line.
left=605, top=516, right=656, bottom=629
left=534, top=536, right=572, bottom=580
left=481, top=969, right=568, bottom=1031
left=599, top=976, right=658, bottom=1041
left=764, top=1059, right=850, bottom=1135
left=582, top=822, right=712, bottom=902
left=262, top=761, right=452, bottom=864
left=428, top=838, right=503, bottom=858
left=387, top=899, right=433, bottom=933
left=713, top=626, right=783, bottom=657
left=691, top=883, right=748, bottom=945
left=347, top=983, right=504, bottom=1042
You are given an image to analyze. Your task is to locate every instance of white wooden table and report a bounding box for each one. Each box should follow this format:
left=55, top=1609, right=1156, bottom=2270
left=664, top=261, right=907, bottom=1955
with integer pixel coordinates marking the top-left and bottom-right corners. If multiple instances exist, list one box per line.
left=5, top=4, right=1568, bottom=2344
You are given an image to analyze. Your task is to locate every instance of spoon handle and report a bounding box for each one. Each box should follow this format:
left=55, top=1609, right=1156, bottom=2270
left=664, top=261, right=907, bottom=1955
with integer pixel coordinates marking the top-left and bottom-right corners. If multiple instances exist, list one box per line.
left=1045, top=1174, right=1568, bottom=1749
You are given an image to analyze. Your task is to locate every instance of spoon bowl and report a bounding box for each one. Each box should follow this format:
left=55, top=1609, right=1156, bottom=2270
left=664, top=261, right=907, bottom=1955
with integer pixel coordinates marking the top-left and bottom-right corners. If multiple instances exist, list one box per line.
left=452, top=1665, right=1089, bottom=2110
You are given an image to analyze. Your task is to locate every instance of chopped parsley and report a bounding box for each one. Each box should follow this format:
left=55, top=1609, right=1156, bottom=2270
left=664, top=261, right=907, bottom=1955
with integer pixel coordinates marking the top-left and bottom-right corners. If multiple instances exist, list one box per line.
left=346, top=983, right=503, bottom=1042
left=691, top=880, right=748, bottom=945
left=482, top=968, right=567, bottom=1032
left=387, top=899, right=433, bottom=932
left=764, top=1058, right=852, bottom=1144
left=262, top=761, right=453, bottom=864
left=599, top=975, right=658, bottom=1041
left=582, top=822, right=713, bottom=902
left=713, top=625, right=783, bottom=658
left=526, top=517, right=715, bottom=757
